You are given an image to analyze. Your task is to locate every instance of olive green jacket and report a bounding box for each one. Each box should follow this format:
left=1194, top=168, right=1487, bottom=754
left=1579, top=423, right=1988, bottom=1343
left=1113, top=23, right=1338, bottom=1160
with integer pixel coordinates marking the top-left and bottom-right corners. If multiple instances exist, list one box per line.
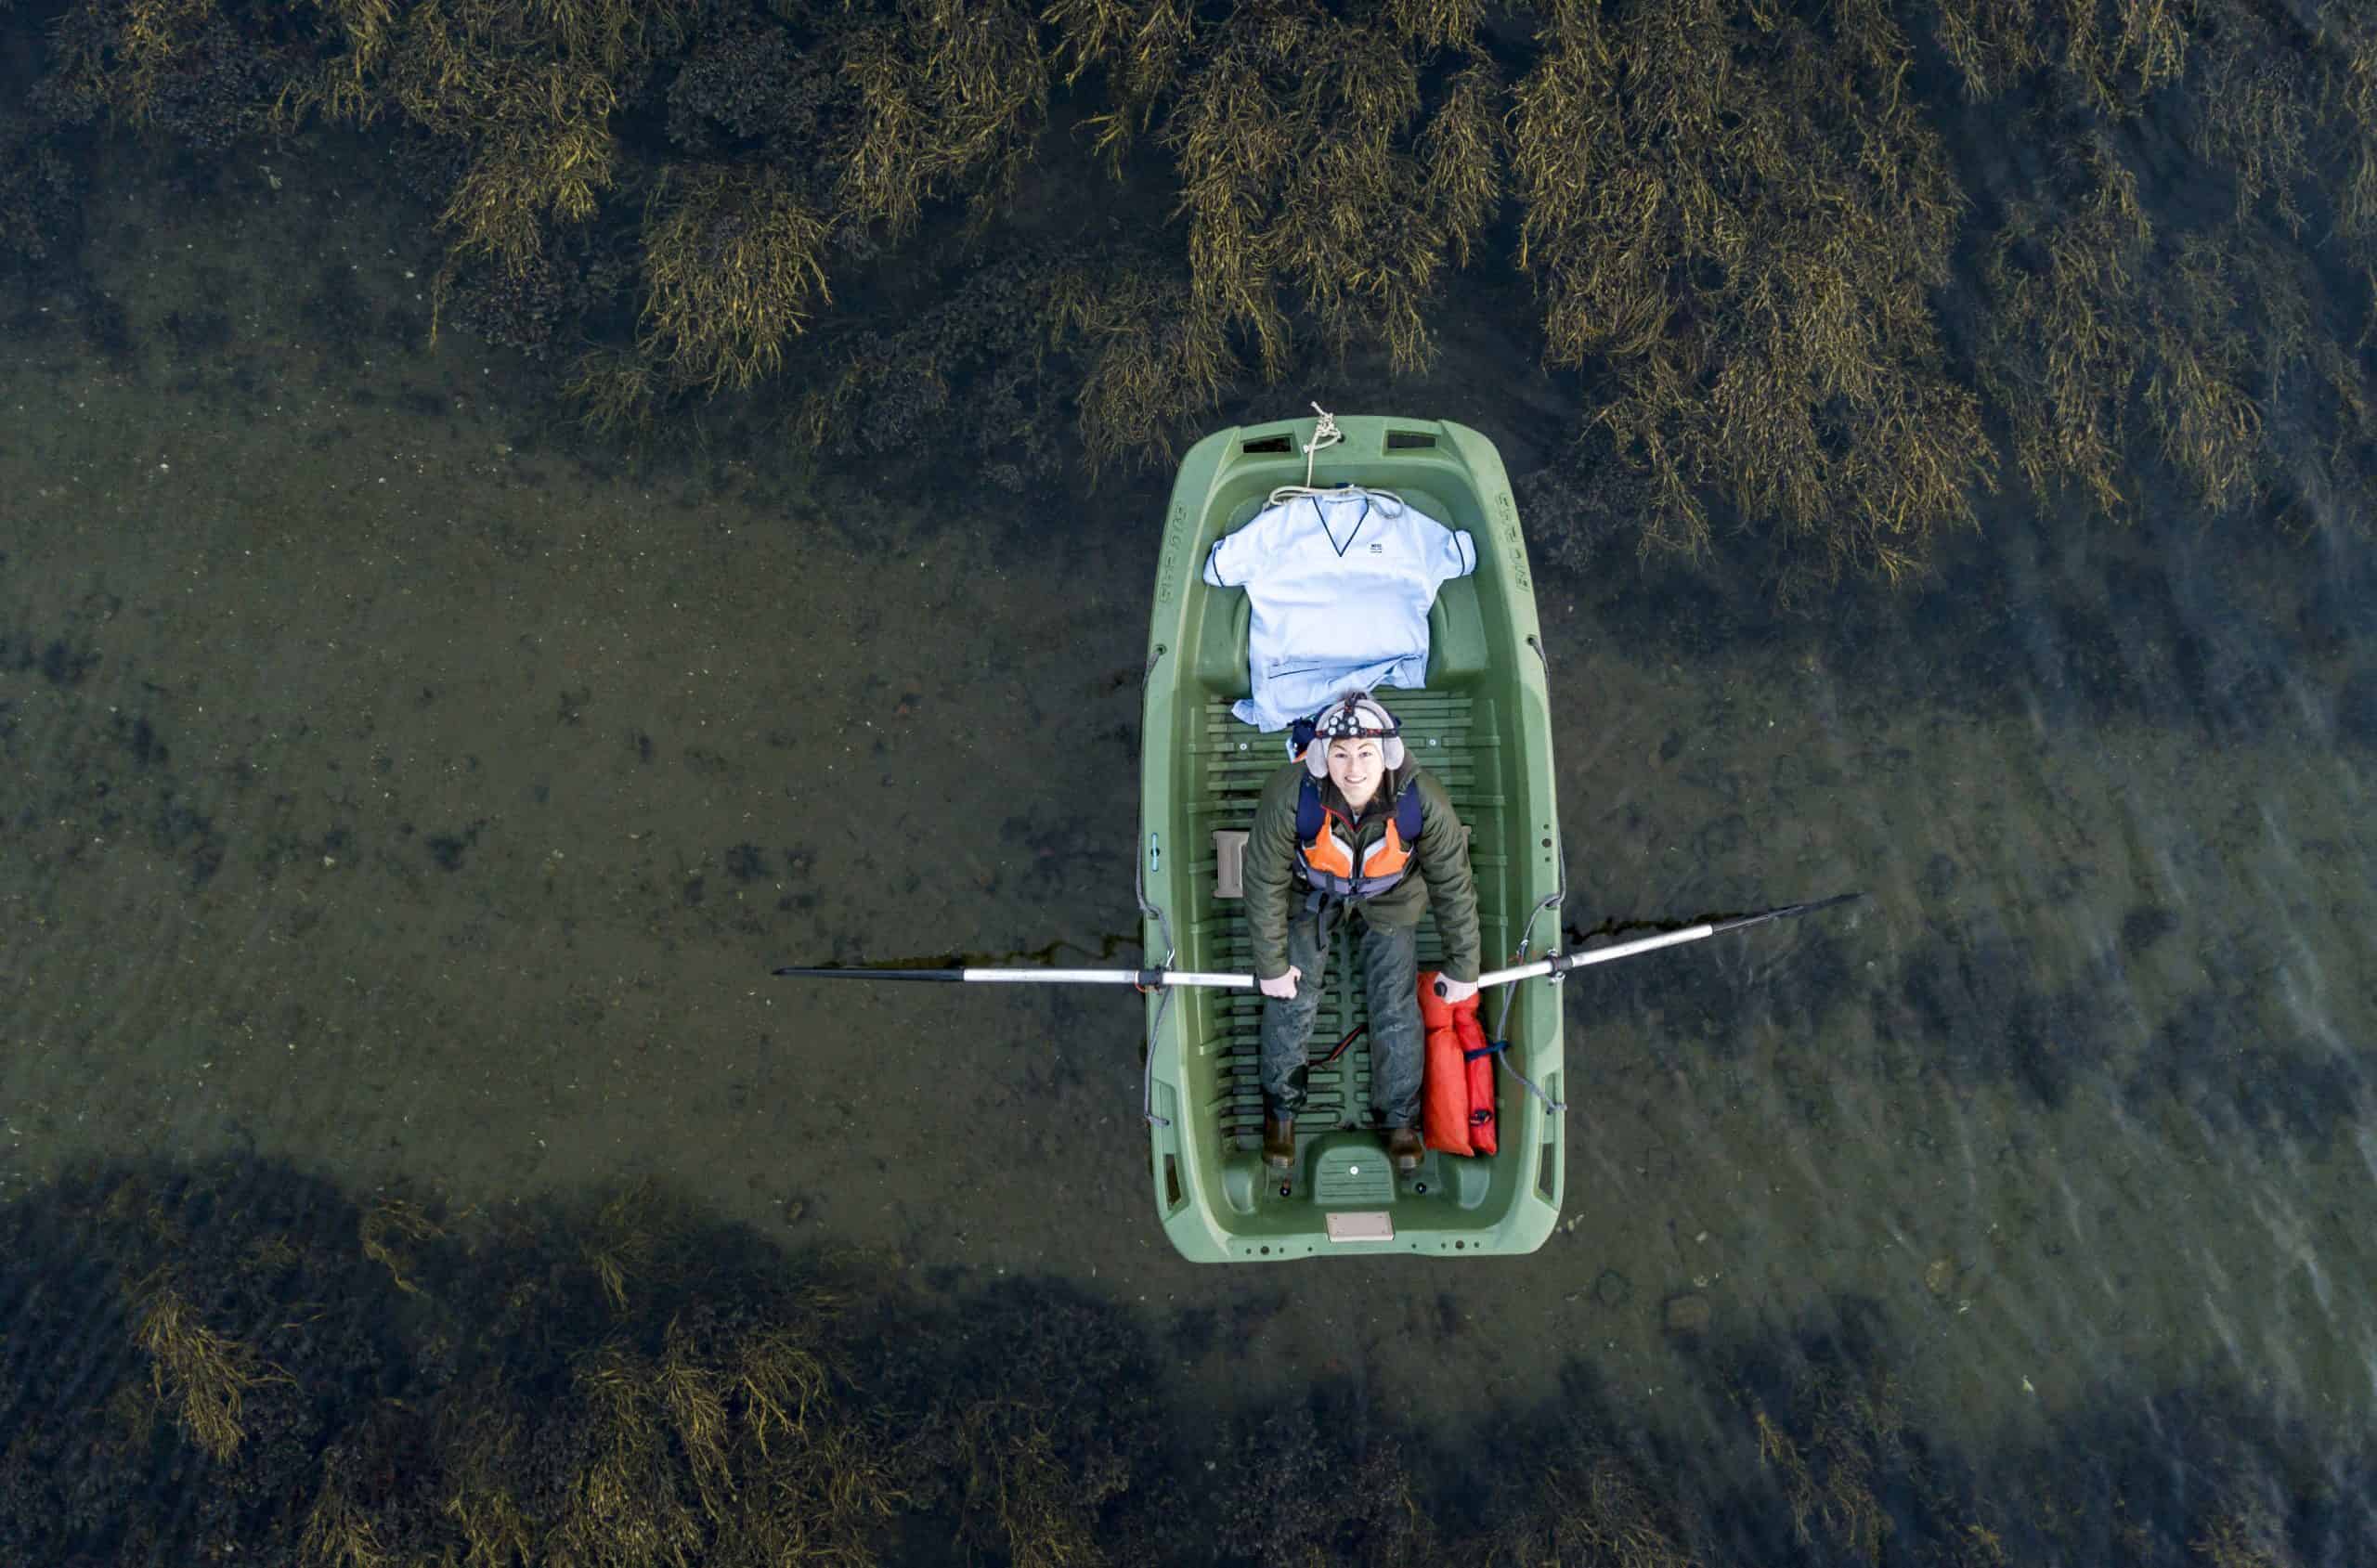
left=1242, top=760, right=1482, bottom=984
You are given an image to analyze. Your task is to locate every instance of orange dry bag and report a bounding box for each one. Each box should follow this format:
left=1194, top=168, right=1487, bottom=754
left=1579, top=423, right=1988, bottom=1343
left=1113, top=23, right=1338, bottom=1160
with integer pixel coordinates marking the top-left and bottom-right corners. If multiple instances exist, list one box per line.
left=1418, top=970, right=1499, bottom=1157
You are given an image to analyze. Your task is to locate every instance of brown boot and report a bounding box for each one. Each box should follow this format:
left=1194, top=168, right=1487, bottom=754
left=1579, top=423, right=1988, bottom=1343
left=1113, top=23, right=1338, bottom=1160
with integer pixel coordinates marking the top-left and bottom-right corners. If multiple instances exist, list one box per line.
left=1264, top=1113, right=1296, bottom=1172
left=1385, top=1126, right=1424, bottom=1173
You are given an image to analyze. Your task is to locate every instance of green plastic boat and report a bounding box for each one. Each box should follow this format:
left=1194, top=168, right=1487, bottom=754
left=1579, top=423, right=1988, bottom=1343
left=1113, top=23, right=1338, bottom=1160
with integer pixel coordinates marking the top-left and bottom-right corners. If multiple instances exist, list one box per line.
left=1138, top=412, right=1565, bottom=1263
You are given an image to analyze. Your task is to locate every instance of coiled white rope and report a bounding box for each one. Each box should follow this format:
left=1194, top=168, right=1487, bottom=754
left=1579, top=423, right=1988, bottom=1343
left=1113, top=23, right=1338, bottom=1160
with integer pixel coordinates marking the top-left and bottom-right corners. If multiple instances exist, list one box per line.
left=1267, top=401, right=1404, bottom=514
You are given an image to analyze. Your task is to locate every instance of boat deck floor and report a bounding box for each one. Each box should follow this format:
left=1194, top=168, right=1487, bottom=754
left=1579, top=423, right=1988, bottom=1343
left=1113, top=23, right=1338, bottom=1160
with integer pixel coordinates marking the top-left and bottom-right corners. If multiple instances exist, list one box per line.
left=1183, top=689, right=1513, bottom=1151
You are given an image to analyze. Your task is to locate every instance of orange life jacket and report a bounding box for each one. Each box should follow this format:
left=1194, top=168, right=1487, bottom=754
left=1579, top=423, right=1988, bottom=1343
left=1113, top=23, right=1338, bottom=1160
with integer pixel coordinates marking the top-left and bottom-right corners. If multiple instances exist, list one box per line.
left=1295, top=773, right=1422, bottom=901
left=1419, top=969, right=1500, bottom=1157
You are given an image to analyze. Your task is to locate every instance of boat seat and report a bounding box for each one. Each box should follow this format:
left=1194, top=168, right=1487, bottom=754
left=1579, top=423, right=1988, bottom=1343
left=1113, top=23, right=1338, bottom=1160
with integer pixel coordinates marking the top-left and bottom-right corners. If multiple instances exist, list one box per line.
left=1186, top=486, right=1493, bottom=697
left=1193, top=583, right=1491, bottom=697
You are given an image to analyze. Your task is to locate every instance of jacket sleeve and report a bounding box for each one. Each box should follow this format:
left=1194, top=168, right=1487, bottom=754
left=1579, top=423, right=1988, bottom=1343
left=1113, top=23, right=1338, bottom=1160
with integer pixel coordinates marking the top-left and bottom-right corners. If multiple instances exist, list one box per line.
left=1415, top=773, right=1482, bottom=983
left=1241, top=765, right=1303, bottom=980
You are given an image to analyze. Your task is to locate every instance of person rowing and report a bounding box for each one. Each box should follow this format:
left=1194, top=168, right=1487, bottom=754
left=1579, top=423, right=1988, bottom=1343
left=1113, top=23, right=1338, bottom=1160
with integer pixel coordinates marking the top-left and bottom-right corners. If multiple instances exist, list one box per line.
left=1242, top=690, right=1480, bottom=1175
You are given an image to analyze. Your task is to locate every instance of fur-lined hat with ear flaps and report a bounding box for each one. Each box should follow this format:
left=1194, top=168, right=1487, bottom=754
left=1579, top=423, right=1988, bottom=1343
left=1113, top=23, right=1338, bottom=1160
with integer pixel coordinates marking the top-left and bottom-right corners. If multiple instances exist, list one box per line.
left=1304, top=691, right=1406, bottom=778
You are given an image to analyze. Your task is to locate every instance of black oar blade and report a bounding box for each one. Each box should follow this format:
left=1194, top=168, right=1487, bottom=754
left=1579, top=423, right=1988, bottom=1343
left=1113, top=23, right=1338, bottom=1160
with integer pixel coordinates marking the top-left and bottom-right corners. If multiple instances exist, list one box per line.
left=1708, top=889, right=1867, bottom=937
left=770, top=965, right=965, bottom=982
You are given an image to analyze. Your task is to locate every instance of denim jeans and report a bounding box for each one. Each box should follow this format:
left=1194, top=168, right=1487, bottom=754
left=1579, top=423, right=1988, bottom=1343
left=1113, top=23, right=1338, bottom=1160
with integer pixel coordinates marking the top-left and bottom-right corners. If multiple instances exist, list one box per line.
left=1257, top=899, right=1424, bottom=1127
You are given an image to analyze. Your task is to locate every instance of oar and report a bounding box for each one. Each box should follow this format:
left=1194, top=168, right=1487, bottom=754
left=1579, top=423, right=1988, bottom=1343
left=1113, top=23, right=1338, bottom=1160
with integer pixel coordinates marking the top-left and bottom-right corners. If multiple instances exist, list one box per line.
left=1453, top=890, right=1867, bottom=993
left=768, top=963, right=1256, bottom=989
left=771, top=892, right=1865, bottom=992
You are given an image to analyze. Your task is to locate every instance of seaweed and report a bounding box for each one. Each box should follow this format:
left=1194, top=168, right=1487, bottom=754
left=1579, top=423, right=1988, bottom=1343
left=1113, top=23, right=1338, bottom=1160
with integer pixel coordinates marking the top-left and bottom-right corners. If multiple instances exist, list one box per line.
left=5, top=1160, right=2377, bottom=1565
left=1208, top=1376, right=1435, bottom=1568
left=1158, top=2, right=1498, bottom=382
left=639, top=162, right=833, bottom=393
left=16, top=0, right=2377, bottom=578
left=831, top=0, right=1047, bottom=242
left=1510, top=0, right=1990, bottom=599
left=1978, top=121, right=2150, bottom=519
left=38, top=0, right=281, bottom=152
left=1929, top=0, right=2189, bottom=116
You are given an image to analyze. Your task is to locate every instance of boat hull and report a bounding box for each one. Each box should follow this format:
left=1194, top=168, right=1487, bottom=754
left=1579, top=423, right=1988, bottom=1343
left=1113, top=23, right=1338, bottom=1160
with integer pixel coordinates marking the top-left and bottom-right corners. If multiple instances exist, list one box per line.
left=1139, top=414, right=1565, bottom=1262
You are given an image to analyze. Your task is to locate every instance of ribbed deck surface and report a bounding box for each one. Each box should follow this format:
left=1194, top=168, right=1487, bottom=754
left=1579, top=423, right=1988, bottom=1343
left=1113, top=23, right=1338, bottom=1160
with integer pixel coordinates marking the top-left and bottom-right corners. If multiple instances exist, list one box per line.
left=1183, top=690, right=1511, bottom=1148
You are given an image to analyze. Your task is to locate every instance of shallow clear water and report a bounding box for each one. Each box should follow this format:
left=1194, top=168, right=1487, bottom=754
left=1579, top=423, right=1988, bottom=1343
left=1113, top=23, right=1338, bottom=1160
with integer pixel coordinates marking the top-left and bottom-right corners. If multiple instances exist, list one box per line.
left=5, top=119, right=2376, bottom=1562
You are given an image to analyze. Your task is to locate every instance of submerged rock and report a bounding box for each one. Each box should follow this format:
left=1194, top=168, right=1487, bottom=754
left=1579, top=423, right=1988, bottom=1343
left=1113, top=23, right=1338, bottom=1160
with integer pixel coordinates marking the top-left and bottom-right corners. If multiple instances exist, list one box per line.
left=1924, top=1255, right=1958, bottom=1296
left=1662, top=1291, right=1712, bottom=1336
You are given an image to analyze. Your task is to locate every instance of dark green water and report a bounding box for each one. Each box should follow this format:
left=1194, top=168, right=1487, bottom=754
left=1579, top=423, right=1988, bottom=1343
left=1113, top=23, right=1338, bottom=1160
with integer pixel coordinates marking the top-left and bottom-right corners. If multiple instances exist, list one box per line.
left=6, top=45, right=2377, bottom=1568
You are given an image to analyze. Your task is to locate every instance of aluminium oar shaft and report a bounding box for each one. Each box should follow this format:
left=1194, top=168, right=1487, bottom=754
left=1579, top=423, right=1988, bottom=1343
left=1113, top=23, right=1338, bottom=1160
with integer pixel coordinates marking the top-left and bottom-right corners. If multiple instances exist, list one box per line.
left=771, top=965, right=1255, bottom=988
left=1469, top=891, right=1865, bottom=991
left=962, top=968, right=1254, bottom=987
left=1473, top=924, right=1713, bottom=990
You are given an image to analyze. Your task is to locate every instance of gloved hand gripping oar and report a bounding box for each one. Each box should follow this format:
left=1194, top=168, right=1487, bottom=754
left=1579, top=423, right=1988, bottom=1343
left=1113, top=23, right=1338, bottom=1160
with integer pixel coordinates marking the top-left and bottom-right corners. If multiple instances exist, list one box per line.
left=769, top=892, right=1866, bottom=991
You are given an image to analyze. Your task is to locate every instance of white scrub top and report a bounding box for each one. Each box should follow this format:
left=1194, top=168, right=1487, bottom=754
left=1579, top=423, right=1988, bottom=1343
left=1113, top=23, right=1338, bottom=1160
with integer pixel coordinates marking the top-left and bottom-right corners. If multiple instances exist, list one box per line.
left=1201, top=489, right=1476, bottom=732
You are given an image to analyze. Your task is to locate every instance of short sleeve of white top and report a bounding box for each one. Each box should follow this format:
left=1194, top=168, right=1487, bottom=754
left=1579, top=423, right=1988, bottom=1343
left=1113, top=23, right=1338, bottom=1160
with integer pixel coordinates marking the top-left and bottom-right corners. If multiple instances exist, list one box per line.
left=1201, top=489, right=1476, bottom=732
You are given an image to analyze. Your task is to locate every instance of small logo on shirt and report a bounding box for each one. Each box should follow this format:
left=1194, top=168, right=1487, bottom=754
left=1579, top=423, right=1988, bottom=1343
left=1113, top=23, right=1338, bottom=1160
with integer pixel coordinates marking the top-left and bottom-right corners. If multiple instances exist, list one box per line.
left=1369, top=542, right=1384, bottom=554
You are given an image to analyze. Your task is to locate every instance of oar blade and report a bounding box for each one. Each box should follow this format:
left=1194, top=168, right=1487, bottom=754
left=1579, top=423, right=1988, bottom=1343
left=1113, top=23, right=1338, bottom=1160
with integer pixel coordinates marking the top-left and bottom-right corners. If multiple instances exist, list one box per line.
left=1708, top=889, right=1867, bottom=937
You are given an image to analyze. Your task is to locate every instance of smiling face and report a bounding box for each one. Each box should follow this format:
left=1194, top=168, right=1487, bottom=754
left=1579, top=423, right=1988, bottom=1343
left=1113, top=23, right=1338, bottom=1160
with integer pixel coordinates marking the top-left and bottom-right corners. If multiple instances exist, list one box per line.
left=1325, top=736, right=1385, bottom=810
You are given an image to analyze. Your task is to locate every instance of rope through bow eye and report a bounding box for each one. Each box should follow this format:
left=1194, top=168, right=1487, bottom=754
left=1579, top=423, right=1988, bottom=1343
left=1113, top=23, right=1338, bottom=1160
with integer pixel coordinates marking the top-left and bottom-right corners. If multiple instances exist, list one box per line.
left=1267, top=401, right=1405, bottom=513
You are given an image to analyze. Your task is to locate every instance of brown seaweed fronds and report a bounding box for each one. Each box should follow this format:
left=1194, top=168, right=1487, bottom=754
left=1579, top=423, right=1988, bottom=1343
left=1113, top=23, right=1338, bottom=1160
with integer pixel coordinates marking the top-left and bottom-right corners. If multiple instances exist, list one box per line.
left=299, top=1448, right=395, bottom=1568
left=1417, top=56, right=1504, bottom=271
left=2191, top=14, right=2314, bottom=233
left=565, top=345, right=664, bottom=435
left=1160, top=10, right=1297, bottom=378
left=358, top=1197, right=442, bottom=1296
left=528, top=0, right=695, bottom=73
left=553, top=1341, right=705, bottom=1565
left=1160, top=0, right=1494, bottom=380
left=958, top=1398, right=1117, bottom=1568
left=84, top=0, right=217, bottom=122
left=656, top=1317, right=734, bottom=1522
left=2112, top=0, right=2190, bottom=102
left=1507, top=1437, right=1703, bottom=1567
left=1980, top=128, right=2150, bottom=517
left=1512, top=0, right=1987, bottom=592
left=2187, top=36, right=2301, bottom=234
left=580, top=1180, right=663, bottom=1313
left=430, top=64, right=618, bottom=280
left=1051, top=262, right=1234, bottom=477
left=834, top=0, right=1048, bottom=239
left=1046, top=0, right=1195, bottom=170
left=2324, top=16, right=2377, bottom=309
left=2189, top=1505, right=2291, bottom=1567
left=1509, top=1, right=1632, bottom=357
left=1929, top=0, right=2190, bottom=111
left=1929, top=0, right=2045, bottom=100
left=734, top=1322, right=830, bottom=1458
left=1271, top=17, right=1439, bottom=369
left=435, top=1375, right=538, bottom=1568
left=2192, top=227, right=2376, bottom=537
left=285, top=0, right=397, bottom=109
left=131, top=1275, right=290, bottom=1462
left=2143, top=233, right=2263, bottom=514
left=640, top=163, right=833, bottom=394
left=790, top=331, right=949, bottom=452
left=274, top=0, right=699, bottom=343
left=1752, top=1372, right=1899, bottom=1564
left=1383, top=0, right=1485, bottom=52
